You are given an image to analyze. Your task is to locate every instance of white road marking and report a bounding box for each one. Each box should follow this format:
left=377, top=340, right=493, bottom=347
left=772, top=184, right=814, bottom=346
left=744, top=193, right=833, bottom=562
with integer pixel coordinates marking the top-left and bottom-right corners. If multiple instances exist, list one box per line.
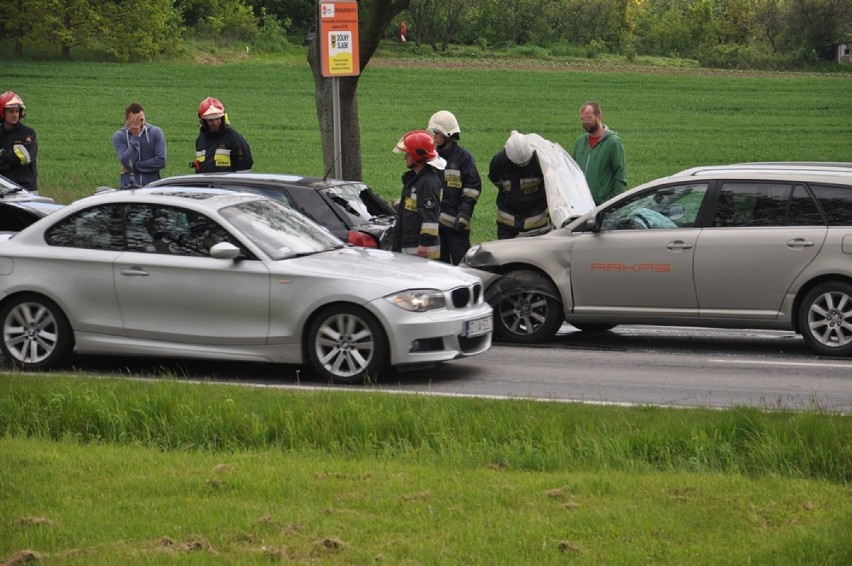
left=709, top=359, right=852, bottom=369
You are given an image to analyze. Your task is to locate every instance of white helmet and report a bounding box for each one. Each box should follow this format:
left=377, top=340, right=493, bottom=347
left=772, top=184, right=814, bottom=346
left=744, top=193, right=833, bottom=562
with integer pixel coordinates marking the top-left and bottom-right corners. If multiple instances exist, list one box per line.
left=427, top=110, right=461, bottom=138
left=505, top=130, right=533, bottom=165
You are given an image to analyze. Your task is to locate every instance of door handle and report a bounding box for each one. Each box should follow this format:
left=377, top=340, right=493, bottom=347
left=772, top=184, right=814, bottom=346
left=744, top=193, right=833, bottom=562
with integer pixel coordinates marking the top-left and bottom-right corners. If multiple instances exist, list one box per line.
left=665, top=241, right=693, bottom=250
left=786, top=239, right=814, bottom=248
left=120, top=267, right=150, bottom=276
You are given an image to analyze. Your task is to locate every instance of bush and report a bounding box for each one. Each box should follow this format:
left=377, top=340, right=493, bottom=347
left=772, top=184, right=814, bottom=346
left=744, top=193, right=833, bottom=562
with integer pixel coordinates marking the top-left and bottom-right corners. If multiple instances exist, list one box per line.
left=547, top=42, right=586, bottom=58
left=585, top=39, right=608, bottom=59
left=251, top=10, right=291, bottom=53
left=697, top=44, right=751, bottom=69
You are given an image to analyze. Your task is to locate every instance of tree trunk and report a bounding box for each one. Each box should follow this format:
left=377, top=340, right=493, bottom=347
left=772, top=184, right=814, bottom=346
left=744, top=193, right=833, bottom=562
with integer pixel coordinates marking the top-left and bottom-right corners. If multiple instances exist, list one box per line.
left=307, top=0, right=410, bottom=182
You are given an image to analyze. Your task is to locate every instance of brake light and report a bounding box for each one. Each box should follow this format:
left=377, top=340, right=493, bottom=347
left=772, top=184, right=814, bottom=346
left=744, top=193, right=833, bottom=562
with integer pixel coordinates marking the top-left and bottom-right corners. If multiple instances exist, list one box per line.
left=347, top=230, right=378, bottom=248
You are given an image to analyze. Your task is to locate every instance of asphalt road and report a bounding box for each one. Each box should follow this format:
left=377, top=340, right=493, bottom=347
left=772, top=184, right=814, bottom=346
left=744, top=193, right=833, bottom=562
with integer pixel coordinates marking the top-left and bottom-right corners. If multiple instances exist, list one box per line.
left=57, top=325, right=852, bottom=414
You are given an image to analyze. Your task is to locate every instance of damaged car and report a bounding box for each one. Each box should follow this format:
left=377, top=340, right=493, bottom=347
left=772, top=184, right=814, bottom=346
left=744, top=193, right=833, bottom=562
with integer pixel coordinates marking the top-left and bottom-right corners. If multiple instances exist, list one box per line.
left=464, top=162, right=852, bottom=356
left=149, top=173, right=397, bottom=249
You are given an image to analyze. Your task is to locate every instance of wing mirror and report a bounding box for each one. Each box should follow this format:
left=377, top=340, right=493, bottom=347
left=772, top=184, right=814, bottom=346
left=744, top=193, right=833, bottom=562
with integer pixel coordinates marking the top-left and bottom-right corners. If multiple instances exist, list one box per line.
left=580, top=213, right=603, bottom=232
left=210, top=242, right=242, bottom=260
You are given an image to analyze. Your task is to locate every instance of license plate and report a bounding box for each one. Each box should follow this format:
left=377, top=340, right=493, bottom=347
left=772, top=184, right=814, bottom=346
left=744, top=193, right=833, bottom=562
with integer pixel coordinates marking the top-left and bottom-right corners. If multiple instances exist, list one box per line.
left=464, top=315, right=493, bottom=337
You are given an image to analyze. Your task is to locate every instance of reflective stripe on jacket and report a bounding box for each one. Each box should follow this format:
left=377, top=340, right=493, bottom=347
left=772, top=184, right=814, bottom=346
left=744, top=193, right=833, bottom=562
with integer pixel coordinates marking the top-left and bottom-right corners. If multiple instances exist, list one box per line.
left=437, top=142, right=481, bottom=231
left=393, top=166, right=443, bottom=259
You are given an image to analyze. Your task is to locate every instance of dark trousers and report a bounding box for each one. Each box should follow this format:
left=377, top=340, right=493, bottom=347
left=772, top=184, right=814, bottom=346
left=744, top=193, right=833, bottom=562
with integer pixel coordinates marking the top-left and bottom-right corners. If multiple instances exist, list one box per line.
left=439, top=226, right=471, bottom=265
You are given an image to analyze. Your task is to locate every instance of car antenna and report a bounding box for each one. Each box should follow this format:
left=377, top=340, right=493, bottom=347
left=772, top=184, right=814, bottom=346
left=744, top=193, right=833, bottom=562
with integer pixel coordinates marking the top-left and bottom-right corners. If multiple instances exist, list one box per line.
left=322, top=150, right=343, bottom=181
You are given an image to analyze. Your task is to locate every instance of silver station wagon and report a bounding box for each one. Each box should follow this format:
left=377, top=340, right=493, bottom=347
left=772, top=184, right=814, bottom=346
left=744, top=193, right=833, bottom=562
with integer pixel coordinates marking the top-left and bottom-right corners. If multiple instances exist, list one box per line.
left=464, top=162, right=852, bottom=356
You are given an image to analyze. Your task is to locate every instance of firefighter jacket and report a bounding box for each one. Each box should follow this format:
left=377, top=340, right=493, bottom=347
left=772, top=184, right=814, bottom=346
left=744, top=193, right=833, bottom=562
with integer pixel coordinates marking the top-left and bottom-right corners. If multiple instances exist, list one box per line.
left=437, top=142, right=481, bottom=232
left=0, top=122, right=38, bottom=192
left=193, top=124, right=253, bottom=173
left=488, top=149, right=548, bottom=233
left=392, top=165, right=443, bottom=259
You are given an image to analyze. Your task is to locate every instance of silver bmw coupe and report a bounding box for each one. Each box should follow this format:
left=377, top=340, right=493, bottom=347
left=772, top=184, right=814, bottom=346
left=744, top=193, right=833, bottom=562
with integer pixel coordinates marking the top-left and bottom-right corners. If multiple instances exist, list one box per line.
left=0, top=187, right=492, bottom=383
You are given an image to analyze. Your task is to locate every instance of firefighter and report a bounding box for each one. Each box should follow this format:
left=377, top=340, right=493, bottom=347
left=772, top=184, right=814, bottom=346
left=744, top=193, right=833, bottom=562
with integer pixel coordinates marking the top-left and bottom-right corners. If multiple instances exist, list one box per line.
left=488, top=130, right=548, bottom=239
left=427, top=110, right=482, bottom=265
left=391, top=130, right=446, bottom=259
left=190, top=97, right=253, bottom=173
left=0, top=91, right=38, bottom=193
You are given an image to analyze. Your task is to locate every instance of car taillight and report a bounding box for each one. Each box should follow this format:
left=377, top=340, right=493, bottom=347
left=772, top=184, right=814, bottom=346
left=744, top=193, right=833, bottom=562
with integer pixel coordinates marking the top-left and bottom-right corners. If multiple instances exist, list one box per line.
left=347, top=230, right=378, bottom=248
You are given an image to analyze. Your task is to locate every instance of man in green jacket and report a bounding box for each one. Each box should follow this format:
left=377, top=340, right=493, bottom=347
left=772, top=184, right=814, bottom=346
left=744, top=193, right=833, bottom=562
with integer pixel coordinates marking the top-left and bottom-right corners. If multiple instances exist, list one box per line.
left=572, top=101, right=627, bottom=205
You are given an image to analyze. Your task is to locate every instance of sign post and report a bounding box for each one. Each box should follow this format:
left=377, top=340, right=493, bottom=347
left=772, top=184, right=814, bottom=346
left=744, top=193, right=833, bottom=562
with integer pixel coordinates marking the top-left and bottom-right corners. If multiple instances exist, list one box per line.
left=318, top=1, right=360, bottom=180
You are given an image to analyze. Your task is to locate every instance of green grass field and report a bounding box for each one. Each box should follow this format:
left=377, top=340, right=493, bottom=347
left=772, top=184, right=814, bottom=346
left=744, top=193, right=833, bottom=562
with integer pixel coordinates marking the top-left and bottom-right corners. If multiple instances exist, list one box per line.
left=5, top=58, right=851, bottom=242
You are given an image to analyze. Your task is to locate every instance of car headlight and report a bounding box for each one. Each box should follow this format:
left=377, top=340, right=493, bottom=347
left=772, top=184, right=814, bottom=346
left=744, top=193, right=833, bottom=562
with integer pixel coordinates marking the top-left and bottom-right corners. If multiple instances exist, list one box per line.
left=385, top=289, right=446, bottom=312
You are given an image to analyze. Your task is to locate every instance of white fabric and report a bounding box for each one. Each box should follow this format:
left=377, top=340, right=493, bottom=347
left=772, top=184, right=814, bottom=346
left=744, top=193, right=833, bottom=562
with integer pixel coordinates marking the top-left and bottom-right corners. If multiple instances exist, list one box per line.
left=525, top=133, right=596, bottom=227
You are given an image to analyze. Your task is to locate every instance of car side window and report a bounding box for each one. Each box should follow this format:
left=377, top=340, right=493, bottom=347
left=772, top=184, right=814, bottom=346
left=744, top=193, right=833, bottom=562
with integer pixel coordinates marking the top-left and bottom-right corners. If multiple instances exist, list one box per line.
left=0, top=205, right=38, bottom=232
left=125, top=204, right=235, bottom=257
left=809, top=184, right=852, bottom=226
left=714, top=182, right=823, bottom=227
left=45, top=205, right=125, bottom=250
left=600, top=183, right=708, bottom=231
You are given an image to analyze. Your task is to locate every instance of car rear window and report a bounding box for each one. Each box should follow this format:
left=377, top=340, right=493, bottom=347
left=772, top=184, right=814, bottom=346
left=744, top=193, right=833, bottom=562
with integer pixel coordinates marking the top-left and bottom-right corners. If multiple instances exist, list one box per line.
left=809, top=184, right=852, bottom=226
left=715, top=182, right=824, bottom=227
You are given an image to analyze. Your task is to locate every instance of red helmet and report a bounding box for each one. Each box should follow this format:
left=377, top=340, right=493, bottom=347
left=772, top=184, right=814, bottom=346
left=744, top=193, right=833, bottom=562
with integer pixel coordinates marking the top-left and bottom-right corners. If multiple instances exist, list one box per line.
left=198, top=97, right=225, bottom=120
left=0, top=91, right=26, bottom=120
left=393, top=130, right=437, bottom=165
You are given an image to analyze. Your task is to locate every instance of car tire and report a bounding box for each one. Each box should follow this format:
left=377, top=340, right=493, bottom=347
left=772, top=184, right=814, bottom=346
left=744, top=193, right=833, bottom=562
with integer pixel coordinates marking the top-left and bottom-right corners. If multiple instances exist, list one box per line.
left=0, top=294, right=73, bottom=369
left=798, top=281, right=852, bottom=356
left=491, top=271, right=563, bottom=344
left=307, top=304, right=388, bottom=384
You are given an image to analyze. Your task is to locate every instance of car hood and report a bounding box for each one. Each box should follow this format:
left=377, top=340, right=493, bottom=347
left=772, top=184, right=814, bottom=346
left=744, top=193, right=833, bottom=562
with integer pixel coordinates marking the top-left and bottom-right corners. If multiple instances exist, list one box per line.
left=280, top=246, right=482, bottom=291
left=463, top=229, right=577, bottom=272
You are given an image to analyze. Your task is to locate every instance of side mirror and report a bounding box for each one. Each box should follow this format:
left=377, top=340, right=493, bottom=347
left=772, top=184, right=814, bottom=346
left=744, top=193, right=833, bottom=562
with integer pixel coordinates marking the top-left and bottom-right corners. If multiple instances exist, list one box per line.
left=580, top=214, right=602, bottom=233
left=210, top=241, right=241, bottom=260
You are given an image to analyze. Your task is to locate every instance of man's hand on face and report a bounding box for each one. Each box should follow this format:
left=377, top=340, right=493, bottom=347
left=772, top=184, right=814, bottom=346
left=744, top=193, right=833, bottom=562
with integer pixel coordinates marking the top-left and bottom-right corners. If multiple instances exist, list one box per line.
left=128, top=112, right=144, bottom=136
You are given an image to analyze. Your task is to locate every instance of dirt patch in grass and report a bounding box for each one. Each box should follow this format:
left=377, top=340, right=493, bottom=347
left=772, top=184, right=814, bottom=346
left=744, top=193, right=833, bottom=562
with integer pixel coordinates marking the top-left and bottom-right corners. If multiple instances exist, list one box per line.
left=157, top=535, right=217, bottom=554
left=2, top=550, right=45, bottom=565
left=370, top=56, right=845, bottom=79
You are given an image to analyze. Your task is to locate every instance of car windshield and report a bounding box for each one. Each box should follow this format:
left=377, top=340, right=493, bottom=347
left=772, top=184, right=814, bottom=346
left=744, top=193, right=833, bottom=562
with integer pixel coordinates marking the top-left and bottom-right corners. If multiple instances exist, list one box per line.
left=219, top=198, right=344, bottom=260
left=322, top=183, right=395, bottom=224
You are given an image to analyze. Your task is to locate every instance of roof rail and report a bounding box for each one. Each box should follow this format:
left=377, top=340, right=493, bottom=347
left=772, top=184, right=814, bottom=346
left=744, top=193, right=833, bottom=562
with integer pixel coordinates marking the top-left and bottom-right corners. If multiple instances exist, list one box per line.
left=675, top=162, right=852, bottom=177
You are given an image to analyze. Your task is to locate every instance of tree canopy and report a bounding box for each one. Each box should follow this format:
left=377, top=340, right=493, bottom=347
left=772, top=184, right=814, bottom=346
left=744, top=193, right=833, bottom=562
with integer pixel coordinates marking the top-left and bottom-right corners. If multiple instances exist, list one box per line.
left=1, top=0, right=849, bottom=65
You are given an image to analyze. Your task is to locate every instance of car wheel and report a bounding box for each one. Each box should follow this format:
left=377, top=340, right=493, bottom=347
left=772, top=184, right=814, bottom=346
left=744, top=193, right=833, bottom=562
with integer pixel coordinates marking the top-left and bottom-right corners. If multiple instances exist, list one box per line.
left=570, top=323, right=617, bottom=333
left=798, top=281, right=852, bottom=356
left=492, top=272, right=563, bottom=344
left=307, top=304, right=388, bottom=384
left=0, top=294, right=73, bottom=369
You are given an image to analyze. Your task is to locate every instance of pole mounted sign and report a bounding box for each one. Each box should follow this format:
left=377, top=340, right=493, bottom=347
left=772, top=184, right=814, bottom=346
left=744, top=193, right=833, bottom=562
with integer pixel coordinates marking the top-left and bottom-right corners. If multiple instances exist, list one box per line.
left=319, top=1, right=360, bottom=78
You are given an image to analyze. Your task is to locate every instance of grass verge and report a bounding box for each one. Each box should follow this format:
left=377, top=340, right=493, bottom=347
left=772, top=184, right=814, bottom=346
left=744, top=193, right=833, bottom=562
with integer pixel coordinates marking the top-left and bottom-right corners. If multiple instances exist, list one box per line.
left=1, top=374, right=850, bottom=563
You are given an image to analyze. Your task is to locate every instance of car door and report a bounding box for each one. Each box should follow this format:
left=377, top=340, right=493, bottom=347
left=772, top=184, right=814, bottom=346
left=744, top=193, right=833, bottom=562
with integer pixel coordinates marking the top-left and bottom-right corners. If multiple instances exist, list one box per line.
left=113, top=204, right=272, bottom=345
left=693, top=182, right=826, bottom=318
left=42, top=204, right=128, bottom=335
left=569, top=182, right=709, bottom=315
